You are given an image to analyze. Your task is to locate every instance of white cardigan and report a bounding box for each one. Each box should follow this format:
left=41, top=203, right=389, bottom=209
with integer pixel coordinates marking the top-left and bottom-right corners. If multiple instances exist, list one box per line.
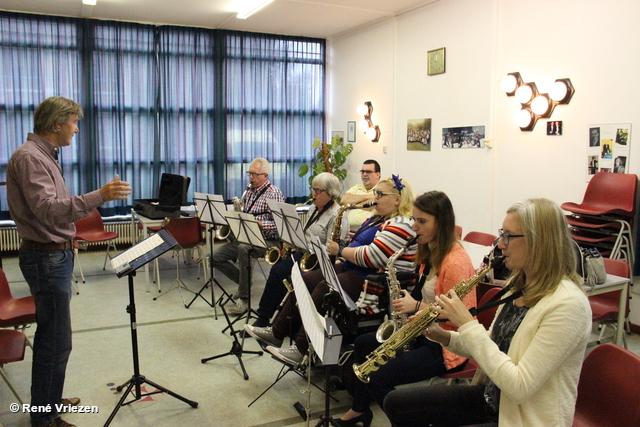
left=446, top=279, right=592, bottom=427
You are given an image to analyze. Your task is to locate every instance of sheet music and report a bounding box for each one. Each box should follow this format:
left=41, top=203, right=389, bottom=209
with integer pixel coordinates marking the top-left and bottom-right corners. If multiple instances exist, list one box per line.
left=266, top=199, right=307, bottom=251
left=290, top=262, right=328, bottom=361
left=225, top=211, right=267, bottom=249
left=110, top=230, right=177, bottom=277
left=194, top=192, right=228, bottom=226
left=310, top=236, right=357, bottom=311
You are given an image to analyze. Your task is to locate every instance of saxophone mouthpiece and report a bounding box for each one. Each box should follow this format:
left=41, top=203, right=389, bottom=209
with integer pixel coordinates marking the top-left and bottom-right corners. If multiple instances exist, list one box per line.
left=362, top=201, right=377, bottom=208
left=404, top=235, right=418, bottom=248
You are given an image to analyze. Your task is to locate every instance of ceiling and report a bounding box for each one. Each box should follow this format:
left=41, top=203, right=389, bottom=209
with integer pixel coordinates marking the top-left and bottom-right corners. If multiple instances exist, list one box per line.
left=0, top=0, right=438, bottom=39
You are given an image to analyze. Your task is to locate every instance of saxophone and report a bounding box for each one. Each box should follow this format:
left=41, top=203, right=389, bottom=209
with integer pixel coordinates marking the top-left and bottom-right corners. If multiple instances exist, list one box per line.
left=216, top=184, right=249, bottom=240
left=353, top=253, right=504, bottom=383
left=375, top=235, right=418, bottom=344
left=324, top=201, right=377, bottom=262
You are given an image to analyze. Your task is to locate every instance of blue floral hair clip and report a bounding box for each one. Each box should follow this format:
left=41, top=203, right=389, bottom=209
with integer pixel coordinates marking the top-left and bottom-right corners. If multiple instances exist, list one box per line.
left=391, top=174, right=404, bottom=194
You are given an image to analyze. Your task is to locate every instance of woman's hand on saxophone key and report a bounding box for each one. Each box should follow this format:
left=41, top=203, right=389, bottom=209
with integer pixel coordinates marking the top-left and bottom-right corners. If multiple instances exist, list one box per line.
left=422, top=324, right=451, bottom=346
left=392, top=290, right=417, bottom=315
left=326, top=240, right=340, bottom=257
left=434, top=290, right=475, bottom=328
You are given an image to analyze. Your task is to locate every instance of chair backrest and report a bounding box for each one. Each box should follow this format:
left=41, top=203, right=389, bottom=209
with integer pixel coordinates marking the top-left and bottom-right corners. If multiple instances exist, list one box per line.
left=580, top=172, right=637, bottom=217
left=573, top=343, right=640, bottom=427
left=476, top=286, right=502, bottom=329
left=598, top=257, right=631, bottom=315
left=0, top=268, right=13, bottom=302
left=163, top=216, right=203, bottom=248
left=463, top=231, right=498, bottom=247
left=75, top=209, right=105, bottom=233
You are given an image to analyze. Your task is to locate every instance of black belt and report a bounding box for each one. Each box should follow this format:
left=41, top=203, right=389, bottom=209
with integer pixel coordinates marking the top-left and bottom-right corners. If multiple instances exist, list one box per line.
left=21, top=239, right=74, bottom=251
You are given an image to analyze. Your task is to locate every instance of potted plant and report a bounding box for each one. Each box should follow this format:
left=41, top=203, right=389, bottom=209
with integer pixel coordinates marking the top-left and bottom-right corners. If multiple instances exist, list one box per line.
left=298, top=134, right=353, bottom=190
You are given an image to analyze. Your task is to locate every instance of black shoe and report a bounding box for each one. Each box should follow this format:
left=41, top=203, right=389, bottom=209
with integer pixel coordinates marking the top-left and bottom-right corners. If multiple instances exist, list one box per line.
left=331, top=408, right=373, bottom=427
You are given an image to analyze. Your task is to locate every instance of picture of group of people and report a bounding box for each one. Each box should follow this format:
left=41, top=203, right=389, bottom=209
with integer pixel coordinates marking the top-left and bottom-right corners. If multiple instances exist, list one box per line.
left=586, top=124, right=630, bottom=180
left=406, top=118, right=432, bottom=151
left=442, top=125, right=485, bottom=149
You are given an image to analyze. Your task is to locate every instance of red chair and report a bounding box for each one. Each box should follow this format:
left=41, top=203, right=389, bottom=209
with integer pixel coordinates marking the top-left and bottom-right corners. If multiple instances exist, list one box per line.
left=454, top=225, right=463, bottom=240
left=463, top=231, right=498, bottom=247
left=431, top=287, right=502, bottom=384
left=0, top=329, right=28, bottom=404
left=153, top=216, right=206, bottom=306
left=0, top=268, right=35, bottom=348
left=573, top=343, right=640, bottom=427
left=561, top=172, right=637, bottom=217
left=74, top=209, right=119, bottom=271
left=590, top=258, right=630, bottom=348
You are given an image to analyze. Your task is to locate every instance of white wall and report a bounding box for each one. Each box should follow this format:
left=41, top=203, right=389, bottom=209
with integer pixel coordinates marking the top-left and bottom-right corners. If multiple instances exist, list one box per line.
left=328, top=0, right=640, bottom=324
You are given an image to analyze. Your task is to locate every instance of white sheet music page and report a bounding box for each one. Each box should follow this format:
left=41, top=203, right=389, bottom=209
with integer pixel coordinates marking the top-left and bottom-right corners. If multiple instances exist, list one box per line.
left=111, top=233, right=164, bottom=272
left=290, top=262, right=328, bottom=361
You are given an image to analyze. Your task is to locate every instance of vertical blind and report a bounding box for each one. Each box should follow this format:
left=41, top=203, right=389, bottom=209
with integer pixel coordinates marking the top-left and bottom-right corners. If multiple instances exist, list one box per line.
left=0, top=12, right=325, bottom=218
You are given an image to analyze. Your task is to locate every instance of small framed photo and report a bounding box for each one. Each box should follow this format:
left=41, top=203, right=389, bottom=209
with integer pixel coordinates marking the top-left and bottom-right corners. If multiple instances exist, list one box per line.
left=547, top=121, right=562, bottom=136
left=347, top=121, right=356, bottom=142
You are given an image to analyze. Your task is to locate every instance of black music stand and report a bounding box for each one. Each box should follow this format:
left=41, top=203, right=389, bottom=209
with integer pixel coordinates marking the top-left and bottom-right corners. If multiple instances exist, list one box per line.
left=105, top=230, right=198, bottom=426
left=186, top=192, right=230, bottom=313
left=267, top=199, right=309, bottom=253
left=201, top=211, right=266, bottom=380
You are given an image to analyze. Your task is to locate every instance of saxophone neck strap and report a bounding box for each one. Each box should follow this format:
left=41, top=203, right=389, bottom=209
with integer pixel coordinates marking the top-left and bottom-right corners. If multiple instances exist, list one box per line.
left=468, top=287, right=523, bottom=317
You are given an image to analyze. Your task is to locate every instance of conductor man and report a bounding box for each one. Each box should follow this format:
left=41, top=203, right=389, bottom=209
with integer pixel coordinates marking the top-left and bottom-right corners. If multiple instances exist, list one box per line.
left=6, top=96, right=132, bottom=427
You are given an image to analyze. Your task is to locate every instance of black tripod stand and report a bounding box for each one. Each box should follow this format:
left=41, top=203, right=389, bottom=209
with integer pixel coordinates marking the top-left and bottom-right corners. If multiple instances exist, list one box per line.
left=105, top=270, right=198, bottom=426
left=201, top=211, right=265, bottom=380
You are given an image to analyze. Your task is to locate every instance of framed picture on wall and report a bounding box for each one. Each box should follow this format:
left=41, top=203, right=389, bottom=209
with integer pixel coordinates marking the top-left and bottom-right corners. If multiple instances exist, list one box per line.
left=332, top=131, right=344, bottom=145
left=347, top=121, right=356, bottom=142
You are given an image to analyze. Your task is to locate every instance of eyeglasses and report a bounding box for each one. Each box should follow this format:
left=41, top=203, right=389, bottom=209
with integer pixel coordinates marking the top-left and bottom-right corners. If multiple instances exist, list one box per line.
left=310, top=187, right=326, bottom=194
left=498, top=229, right=524, bottom=245
left=360, top=170, right=376, bottom=174
left=374, top=190, right=396, bottom=199
left=246, top=172, right=266, bottom=177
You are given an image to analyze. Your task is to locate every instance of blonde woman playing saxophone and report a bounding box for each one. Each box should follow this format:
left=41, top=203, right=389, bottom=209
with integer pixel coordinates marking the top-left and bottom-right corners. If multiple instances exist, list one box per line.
left=245, top=175, right=416, bottom=366
left=251, top=172, right=349, bottom=327
left=334, top=191, right=476, bottom=427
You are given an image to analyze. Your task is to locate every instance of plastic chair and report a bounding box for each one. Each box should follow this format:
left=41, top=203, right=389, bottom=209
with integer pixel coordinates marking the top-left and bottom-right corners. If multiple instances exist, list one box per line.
left=573, top=343, right=640, bottom=427
left=0, top=268, right=35, bottom=348
left=0, top=329, right=28, bottom=404
left=153, top=216, right=207, bottom=306
left=454, top=225, right=463, bottom=240
left=74, top=209, right=119, bottom=271
left=431, top=287, right=502, bottom=385
left=561, top=172, right=637, bottom=217
left=590, top=258, right=630, bottom=348
left=463, top=231, right=498, bottom=247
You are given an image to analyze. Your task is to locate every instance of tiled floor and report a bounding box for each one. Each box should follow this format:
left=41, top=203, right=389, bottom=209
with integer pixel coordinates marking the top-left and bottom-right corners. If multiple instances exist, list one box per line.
left=0, top=249, right=638, bottom=427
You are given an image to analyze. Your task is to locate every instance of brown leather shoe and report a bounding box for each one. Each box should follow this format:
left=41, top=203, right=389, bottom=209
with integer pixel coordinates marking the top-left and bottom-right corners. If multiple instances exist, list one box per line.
left=60, top=397, right=81, bottom=406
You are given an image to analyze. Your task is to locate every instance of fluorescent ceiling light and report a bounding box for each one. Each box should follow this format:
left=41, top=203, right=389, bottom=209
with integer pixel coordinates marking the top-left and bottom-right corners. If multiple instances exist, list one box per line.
left=83, top=0, right=97, bottom=5
left=237, top=0, right=274, bottom=19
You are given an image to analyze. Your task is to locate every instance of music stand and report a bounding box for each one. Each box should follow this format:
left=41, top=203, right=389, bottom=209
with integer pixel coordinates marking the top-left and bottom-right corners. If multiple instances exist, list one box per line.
left=290, top=259, right=343, bottom=427
left=105, top=230, right=198, bottom=426
left=186, top=192, right=230, bottom=312
left=267, top=199, right=308, bottom=252
left=201, top=211, right=265, bottom=380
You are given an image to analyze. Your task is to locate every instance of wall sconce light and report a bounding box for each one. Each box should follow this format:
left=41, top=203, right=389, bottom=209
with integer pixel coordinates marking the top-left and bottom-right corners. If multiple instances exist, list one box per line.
left=502, top=73, right=574, bottom=131
left=357, top=101, right=381, bottom=142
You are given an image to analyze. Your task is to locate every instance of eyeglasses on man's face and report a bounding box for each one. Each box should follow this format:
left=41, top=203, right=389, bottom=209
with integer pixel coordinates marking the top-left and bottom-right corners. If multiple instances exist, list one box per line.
left=310, top=187, right=326, bottom=194
left=498, top=229, right=524, bottom=245
left=360, top=170, right=376, bottom=175
left=374, top=190, right=396, bottom=199
left=246, top=172, right=266, bottom=177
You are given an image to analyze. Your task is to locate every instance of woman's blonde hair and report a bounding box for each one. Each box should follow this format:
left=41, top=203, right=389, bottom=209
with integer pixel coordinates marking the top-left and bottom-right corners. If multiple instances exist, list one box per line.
left=374, top=176, right=414, bottom=219
left=506, top=198, right=582, bottom=306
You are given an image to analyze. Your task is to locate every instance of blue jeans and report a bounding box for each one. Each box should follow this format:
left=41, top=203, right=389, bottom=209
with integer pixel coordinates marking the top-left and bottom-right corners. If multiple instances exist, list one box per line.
left=19, top=248, right=74, bottom=426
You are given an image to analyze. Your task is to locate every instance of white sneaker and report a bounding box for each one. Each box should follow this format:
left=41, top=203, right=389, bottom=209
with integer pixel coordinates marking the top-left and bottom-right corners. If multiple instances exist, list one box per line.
left=226, top=298, right=248, bottom=315
left=266, top=344, right=304, bottom=365
left=243, top=325, right=283, bottom=347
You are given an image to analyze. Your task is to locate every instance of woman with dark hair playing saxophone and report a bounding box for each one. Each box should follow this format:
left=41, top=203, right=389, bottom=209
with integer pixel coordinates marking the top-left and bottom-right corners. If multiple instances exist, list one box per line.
left=333, top=190, right=476, bottom=427
left=251, top=172, right=349, bottom=327
left=245, top=175, right=416, bottom=366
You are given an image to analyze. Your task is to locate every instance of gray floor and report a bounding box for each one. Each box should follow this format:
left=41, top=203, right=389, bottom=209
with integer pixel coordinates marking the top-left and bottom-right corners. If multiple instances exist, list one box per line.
left=1, top=247, right=639, bottom=427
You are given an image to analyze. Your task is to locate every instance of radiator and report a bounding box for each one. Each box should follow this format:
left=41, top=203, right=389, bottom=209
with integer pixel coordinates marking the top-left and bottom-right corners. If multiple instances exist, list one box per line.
left=0, top=221, right=135, bottom=252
